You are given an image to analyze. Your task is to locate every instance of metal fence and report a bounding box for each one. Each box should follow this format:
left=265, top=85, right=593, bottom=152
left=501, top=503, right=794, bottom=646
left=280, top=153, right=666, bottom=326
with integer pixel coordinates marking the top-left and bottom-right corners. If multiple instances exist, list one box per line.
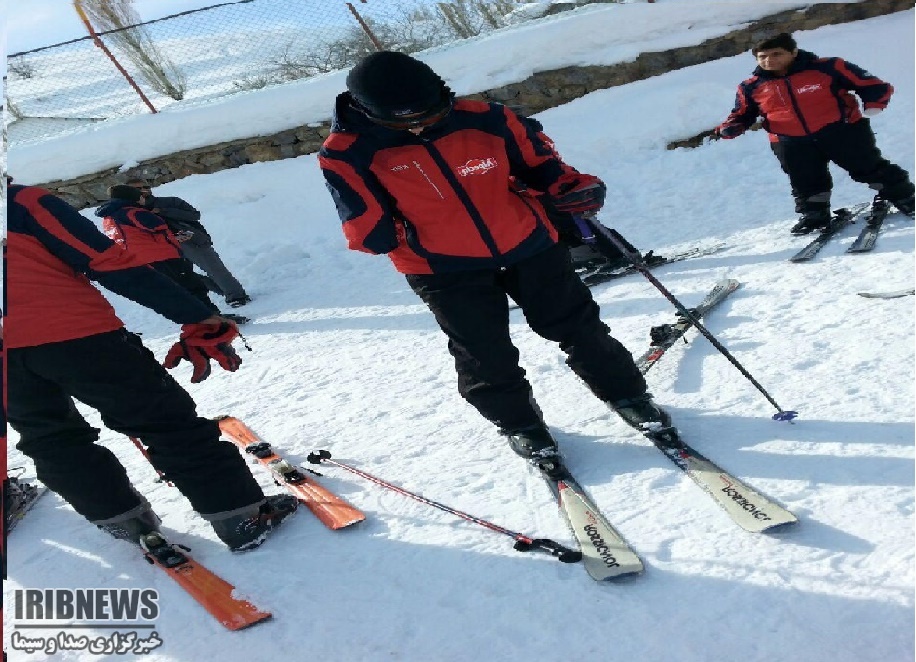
left=5, top=0, right=591, bottom=145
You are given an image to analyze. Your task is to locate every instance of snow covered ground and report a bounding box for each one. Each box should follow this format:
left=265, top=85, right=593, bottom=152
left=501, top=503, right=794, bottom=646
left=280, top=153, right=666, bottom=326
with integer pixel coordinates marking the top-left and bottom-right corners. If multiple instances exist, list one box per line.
left=5, top=5, right=914, bottom=662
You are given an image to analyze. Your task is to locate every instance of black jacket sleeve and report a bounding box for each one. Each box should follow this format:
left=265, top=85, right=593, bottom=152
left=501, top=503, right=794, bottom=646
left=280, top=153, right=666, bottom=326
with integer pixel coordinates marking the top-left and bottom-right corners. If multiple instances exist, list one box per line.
left=149, top=196, right=201, bottom=222
left=92, top=266, right=214, bottom=324
left=147, top=196, right=212, bottom=242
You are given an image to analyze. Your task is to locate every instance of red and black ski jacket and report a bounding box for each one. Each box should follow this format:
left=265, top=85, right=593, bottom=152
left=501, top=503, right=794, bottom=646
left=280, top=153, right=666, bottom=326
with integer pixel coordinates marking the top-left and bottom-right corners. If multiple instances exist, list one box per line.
left=717, top=50, right=893, bottom=142
left=95, top=198, right=183, bottom=264
left=319, top=94, right=601, bottom=274
left=145, top=195, right=212, bottom=244
left=5, top=185, right=212, bottom=349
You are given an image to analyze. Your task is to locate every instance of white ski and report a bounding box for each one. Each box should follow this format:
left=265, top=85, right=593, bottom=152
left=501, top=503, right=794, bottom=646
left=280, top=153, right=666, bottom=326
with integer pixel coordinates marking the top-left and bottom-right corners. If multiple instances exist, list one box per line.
left=653, top=441, right=798, bottom=533
left=857, top=289, right=914, bottom=299
left=531, top=456, right=643, bottom=581
left=555, top=479, right=644, bottom=580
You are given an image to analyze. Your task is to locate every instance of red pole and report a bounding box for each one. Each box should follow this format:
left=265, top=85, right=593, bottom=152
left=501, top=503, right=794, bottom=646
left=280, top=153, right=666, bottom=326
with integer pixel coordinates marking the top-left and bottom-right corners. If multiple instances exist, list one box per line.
left=129, top=437, right=173, bottom=486
left=346, top=2, right=383, bottom=51
left=306, top=450, right=581, bottom=562
left=72, top=0, right=158, bottom=114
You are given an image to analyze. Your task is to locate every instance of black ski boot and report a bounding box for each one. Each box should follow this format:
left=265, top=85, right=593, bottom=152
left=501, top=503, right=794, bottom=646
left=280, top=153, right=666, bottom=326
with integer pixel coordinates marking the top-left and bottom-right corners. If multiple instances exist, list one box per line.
left=610, top=393, right=672, bottom=431
left=790, top=209, right=832, bottom=235
left=95, top=503, right=163, bottom=544
left=878, top=179, right=915, bottom=217
left=209, top=494, right=298, bottom=552
left=892, top=194, right=915, bottom=217
left=503, top=424, right=569, bottom=478
left=502, top=423, right=559, bottom=462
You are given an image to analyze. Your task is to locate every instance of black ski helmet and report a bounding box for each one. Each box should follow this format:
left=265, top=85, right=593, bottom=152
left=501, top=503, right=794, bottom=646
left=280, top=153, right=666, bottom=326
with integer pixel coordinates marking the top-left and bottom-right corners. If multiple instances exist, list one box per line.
left=346, top=51, right=452, bottom=128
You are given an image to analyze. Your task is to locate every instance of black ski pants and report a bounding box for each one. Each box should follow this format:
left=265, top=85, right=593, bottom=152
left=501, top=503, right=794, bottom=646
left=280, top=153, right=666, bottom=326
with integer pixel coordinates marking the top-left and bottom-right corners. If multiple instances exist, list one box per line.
left=406, top=243, right=647, bottom=432
left=771, top=119, right=913, bottom=211
left=7, top=329, right=264, bottom=522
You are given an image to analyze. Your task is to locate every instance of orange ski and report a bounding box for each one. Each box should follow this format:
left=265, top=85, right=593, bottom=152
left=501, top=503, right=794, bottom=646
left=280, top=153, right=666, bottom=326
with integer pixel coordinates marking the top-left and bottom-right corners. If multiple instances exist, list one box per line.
left=217, top=416, right=365, bottom=530
left=141, top=533, right=271, bottom=631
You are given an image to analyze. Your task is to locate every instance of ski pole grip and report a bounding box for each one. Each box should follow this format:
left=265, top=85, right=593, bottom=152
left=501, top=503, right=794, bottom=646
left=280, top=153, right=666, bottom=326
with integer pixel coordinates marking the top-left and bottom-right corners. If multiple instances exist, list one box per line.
left=306, top=450, right=332, bottom=464
left=514, top=538, right=583, bottom=563
left=573, top=215, right=597, bottom=244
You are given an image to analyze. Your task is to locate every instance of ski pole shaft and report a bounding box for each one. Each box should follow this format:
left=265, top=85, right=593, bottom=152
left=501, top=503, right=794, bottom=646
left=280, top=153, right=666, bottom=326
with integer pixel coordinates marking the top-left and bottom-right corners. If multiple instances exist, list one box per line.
left=581, top=216, right=797, bottom=421
left=305, top=450, right=581, bottom=563
left=129, top=437, right=174, bottom=486
left=235, top=329, right=252, bottom=351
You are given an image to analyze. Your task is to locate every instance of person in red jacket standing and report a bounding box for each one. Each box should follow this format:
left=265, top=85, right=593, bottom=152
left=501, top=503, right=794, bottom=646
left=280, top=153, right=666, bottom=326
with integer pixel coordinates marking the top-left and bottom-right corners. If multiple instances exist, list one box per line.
left=96, top=185, right=219, bottom=314
left=716, top=32, right=914, bottom=234
left=5, top=183, right=296, bottom=551
left=125, top=178, right=251, bottom=309
left=319, top=51, right=669, bottom=464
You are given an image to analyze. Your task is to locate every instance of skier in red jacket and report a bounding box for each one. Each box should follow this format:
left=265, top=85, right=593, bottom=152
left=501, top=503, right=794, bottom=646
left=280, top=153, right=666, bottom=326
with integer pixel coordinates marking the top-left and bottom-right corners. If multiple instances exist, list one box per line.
left=96, top=185, right=219, bottom=314
left=716, top=32, right=914, bottom=233
left=319, top=51, right=669, bottom=463
left=5, top=183, right=296, bottom=551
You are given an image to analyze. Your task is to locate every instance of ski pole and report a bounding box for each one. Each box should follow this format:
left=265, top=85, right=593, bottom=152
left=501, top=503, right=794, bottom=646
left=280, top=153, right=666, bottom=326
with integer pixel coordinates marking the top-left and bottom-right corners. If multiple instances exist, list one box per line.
left=578, top=215, right=798, bottom=422
left=129, top=437, right=174, bottom=486
left=305, top=450, right=582, bottom=563
left=235, top=329, right=252, bottom=351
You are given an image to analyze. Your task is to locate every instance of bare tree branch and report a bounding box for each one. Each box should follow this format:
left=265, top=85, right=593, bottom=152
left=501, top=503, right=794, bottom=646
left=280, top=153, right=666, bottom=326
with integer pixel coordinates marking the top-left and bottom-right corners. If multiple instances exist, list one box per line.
left=77, top=0, right=187, bottom=100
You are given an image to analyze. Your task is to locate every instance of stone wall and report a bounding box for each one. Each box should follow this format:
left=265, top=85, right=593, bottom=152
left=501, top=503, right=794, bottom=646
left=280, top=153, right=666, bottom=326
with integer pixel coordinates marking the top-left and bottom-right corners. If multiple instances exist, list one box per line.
left=44, top=0, right=914, bottom=209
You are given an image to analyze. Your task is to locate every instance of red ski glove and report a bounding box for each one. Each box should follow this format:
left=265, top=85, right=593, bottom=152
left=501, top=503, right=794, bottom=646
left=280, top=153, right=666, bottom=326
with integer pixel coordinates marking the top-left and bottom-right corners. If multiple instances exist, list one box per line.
left=163, top=322, right=241, bottom=383
left=550, top=177, right=607, bottom=215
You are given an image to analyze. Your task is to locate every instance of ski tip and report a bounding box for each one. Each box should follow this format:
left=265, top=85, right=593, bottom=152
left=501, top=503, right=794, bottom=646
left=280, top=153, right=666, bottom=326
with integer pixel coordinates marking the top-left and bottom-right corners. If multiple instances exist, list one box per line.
left=772, top=410, right=799, bottom=422
left=227, top=611, right=273, bottom=630
left=595, top=566, right=645, bottom=582
left=759, top=518, right=799, bottom=534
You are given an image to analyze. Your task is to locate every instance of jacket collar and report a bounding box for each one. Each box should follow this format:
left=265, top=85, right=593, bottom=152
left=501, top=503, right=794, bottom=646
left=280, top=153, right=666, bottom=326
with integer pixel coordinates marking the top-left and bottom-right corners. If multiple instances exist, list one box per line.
left=753, top=49, right=818, bottom=79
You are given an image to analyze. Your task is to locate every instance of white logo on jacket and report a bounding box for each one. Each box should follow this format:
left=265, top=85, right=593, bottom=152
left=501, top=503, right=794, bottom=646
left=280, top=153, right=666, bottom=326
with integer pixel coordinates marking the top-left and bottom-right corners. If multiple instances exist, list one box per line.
left=796, top=83, right=822, bottom=94
left=457, top=158, right=498, bottom=176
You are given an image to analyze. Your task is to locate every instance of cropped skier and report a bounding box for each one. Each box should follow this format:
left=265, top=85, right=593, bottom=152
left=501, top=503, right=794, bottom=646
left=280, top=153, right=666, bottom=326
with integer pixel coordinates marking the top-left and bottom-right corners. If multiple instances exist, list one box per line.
left=125, top=178, right=251, bottom=309
left=96, top=185, right=248, bottom=324
left=6, top=183, right=296, bottom=551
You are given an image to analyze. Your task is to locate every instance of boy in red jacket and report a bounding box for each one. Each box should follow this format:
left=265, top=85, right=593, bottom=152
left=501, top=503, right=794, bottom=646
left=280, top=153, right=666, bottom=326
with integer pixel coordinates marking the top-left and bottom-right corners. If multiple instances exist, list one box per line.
left=716, top=32, right=914, bottom=233
left=96, top=184, right=220, bottom=312
left=319, top=51, right=669, bottom=464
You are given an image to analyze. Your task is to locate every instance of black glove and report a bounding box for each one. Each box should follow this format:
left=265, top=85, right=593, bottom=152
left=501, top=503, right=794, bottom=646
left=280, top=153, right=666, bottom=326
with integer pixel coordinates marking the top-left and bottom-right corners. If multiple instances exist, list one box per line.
left=538, top=195, right=583, bottom=246
left=551, top=178, right=607, bottom=215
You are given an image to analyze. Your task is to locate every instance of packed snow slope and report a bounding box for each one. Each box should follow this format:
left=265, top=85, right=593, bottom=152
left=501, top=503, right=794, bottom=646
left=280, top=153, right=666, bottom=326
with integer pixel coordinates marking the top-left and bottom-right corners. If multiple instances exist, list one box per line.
left=5, top=6, right=914, bottom=662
